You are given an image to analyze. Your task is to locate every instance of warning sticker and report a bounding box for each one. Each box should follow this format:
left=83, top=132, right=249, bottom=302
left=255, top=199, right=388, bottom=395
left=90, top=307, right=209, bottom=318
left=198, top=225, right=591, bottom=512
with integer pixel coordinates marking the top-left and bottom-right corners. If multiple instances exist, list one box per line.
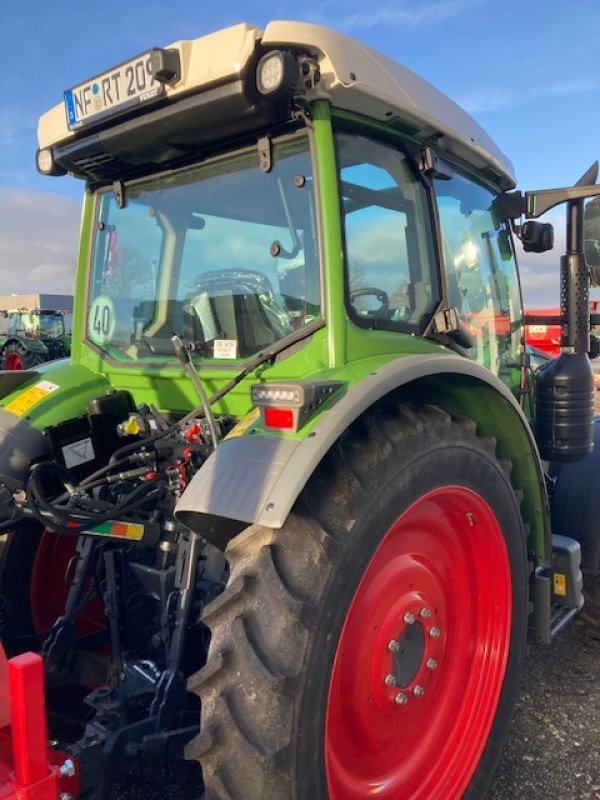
left=62, top=437, right=96, bottom=469
left=87, top=520, right=145, bottom=541
left=4, top=380, right=60, bottom=416
left=214, top=339, right=238, bottom=359
left=225, top=408, right=260, bottom=440
left=553, top=573, right=567, bottom=597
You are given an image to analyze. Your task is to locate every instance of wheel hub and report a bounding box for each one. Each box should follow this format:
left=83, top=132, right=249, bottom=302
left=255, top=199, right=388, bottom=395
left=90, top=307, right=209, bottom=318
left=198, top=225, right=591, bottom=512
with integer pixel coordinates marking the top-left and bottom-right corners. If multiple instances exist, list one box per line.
left=381, top=604, right=442, bottom=706
left=385, top=607, right=441, bottom=699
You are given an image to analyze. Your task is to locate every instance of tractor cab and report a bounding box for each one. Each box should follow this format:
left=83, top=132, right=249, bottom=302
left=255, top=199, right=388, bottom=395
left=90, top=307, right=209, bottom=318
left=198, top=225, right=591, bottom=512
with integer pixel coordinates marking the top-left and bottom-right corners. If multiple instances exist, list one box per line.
left=7, top=310, right=66, bottom=340
left=34, top=22, right=524, bottom=394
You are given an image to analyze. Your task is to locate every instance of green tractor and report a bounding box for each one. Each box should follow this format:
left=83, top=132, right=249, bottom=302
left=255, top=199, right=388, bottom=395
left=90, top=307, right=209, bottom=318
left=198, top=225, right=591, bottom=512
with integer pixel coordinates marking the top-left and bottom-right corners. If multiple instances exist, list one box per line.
left=1, top=20, right=600, bottom=800
left=0, top=309, right=71, bottom=370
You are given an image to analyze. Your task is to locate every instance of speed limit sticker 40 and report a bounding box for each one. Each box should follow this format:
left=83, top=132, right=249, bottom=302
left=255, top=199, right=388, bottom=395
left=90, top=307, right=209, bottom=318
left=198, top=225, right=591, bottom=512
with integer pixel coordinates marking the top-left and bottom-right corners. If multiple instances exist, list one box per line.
left=88, top=295, right=116, bottom=345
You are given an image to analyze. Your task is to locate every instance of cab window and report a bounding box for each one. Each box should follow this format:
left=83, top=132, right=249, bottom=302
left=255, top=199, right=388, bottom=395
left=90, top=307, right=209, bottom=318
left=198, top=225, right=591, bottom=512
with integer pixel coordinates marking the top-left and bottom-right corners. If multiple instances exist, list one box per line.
left=335, top=132, right=438, bottom=332
left=87, top=134, right=320, bottom=362
left=434, top=170, right=522, bottom=375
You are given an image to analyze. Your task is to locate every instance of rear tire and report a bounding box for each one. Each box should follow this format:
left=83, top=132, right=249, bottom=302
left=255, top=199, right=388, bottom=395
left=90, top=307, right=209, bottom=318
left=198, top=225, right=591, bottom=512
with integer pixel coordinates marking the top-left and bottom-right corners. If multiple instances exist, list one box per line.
left=2, top=342, right=46, bottom=370
left=0, top=523, right=43, bottom=651
left=0, top=525, right=106, bottom=672
left=188, top=405, right=529, bottom=800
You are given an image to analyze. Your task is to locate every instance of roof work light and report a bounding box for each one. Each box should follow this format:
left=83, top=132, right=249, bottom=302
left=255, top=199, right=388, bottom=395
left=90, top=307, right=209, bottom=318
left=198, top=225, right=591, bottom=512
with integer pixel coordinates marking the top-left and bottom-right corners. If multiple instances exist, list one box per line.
left=35, top=148, right=66, bottom=176
left=256, top=50, right=298, bottom=97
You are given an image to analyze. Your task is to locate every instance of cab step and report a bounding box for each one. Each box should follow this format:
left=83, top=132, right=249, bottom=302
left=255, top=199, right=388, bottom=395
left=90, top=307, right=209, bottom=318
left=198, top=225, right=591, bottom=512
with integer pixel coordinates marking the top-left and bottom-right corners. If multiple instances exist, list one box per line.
left=532, top=534, right=584, bottom=644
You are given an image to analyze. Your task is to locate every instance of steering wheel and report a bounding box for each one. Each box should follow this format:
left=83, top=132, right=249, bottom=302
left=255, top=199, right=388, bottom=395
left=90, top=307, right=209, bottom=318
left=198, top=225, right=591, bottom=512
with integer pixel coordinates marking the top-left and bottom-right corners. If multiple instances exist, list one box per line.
left=350, top=286, right=390, bottom=318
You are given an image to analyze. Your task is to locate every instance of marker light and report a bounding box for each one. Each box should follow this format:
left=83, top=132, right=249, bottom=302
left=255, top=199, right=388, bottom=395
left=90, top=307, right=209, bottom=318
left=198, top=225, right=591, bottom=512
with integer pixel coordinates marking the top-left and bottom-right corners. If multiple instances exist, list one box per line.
left=251, top=381, right=345, bottom=433
left=256, top=51, right=298, bottom=97
left=35, top=148, right=66, bottom=177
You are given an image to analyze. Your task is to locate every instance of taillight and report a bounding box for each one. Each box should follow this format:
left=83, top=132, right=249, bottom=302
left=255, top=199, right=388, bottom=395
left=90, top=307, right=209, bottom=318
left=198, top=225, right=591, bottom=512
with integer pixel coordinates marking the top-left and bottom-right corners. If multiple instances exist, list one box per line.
left=264, top=407, right=295, bottom=430
left=250, top=381, right=345, bottom=433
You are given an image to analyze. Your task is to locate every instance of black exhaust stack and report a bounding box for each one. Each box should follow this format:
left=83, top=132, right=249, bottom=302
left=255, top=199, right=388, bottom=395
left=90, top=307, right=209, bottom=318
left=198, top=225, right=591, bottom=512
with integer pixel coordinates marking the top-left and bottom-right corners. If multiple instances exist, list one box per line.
left=505, top=164, right=600, bottom=462
left=534, top=164, right=598, bottom=461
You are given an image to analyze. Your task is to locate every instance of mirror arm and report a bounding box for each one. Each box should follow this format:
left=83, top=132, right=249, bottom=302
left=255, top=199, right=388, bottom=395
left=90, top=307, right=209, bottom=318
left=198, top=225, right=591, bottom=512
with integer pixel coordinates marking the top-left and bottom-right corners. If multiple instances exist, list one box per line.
left=504, top=184, right=600, bottom=220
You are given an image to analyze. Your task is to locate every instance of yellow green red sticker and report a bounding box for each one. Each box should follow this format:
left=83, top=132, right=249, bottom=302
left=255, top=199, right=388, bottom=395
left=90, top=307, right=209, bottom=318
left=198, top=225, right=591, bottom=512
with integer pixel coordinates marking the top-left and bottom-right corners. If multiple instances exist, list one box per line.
left=87, top=520, right=145, bottom=541
left=5, top=380, right=60, bottom=416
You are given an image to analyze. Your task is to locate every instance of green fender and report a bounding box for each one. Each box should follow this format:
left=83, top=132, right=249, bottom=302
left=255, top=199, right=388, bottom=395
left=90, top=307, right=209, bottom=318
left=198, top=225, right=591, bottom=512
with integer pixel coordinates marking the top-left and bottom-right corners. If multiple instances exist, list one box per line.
left=3, top=337, right=49, bottom=355
left=175, top=353, right=550, bottom=565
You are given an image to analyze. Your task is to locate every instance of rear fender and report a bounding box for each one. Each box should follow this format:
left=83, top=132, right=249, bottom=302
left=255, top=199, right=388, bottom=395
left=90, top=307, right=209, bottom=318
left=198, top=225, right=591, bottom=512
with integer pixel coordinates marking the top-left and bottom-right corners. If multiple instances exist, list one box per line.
left=0, top=409, right=51, bottom=483
left=0, top=372, right=39, bottom=402
left=175, top=354, right=550, bottom=562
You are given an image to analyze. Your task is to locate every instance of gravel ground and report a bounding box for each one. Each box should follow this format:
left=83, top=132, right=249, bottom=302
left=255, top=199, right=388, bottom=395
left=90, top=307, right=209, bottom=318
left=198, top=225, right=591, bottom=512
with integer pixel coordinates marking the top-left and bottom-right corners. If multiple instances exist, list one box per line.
left=489, top=618, right=600, bottom=800
left=110, top=616, right=600, bottom=800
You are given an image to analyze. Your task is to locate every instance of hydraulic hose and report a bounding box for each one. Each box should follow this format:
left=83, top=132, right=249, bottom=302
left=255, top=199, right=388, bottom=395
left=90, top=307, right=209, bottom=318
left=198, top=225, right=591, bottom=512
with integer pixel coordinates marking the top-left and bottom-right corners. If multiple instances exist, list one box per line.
left=26, top=461, right=166, bottom=533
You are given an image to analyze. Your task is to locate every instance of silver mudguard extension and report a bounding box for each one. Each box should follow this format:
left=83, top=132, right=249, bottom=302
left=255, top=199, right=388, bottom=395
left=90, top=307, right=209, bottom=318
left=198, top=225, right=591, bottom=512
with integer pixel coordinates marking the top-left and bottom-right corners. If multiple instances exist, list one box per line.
left=175, top=354, right=542, bottom=532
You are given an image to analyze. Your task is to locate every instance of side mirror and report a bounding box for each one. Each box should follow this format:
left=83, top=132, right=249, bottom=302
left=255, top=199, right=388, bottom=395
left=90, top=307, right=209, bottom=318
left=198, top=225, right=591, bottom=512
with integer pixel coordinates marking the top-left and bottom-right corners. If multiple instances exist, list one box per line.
left=584, top=197, right=600, bottom=284
left=515, top=220, right=554, bottom=252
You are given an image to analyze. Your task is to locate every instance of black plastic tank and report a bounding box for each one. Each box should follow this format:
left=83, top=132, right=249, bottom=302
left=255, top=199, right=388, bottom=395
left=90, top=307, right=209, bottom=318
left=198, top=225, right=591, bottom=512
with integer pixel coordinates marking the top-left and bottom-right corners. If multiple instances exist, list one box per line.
left=88, top=389, right=137, bottom=462
left=534, top=353, right=594, bottom=462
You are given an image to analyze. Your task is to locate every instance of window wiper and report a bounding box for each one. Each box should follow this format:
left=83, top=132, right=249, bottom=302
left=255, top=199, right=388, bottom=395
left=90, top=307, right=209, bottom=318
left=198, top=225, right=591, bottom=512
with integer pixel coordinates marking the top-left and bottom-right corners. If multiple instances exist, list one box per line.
left=141, top=334, right=215, bottom=358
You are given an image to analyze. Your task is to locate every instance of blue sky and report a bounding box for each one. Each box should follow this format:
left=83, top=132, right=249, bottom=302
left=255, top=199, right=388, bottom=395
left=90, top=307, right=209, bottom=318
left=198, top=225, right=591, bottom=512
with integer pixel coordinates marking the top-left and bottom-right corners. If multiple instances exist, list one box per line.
left=1, top=0, right=599, bottom=305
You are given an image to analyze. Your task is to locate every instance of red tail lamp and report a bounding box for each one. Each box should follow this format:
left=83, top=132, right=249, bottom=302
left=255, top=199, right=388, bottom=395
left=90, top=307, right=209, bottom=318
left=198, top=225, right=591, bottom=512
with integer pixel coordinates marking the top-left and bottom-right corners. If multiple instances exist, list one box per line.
left=251, top=381, right=345, bottom=433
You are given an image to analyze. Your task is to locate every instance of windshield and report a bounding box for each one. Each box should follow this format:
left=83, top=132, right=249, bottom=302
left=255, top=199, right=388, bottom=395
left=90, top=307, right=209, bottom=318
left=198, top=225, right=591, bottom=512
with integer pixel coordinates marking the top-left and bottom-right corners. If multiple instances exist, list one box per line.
left=87, top=134, right=320, bottom=363
left=38, top=313, right=64, bottom=337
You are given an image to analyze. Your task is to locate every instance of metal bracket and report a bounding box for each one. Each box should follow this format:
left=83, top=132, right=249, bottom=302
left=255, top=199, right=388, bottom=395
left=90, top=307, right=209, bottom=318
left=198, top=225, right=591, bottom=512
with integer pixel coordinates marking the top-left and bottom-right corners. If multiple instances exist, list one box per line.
left=113, top=180, right=126, bottom=209
left=420, top=147, right=454, bottom=180
left=432, top=306, right=461, bottom=336
left=432, top=307, right=474, bottom=350
left=258, top=137, right=272, bottom=173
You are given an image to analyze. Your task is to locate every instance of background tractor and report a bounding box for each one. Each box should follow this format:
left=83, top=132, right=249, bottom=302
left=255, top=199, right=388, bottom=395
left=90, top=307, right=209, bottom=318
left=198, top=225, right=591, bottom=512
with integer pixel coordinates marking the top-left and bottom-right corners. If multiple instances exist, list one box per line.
left=0, top=309, right=71, bottom=370
left=0, top=20, right=600, bottom=800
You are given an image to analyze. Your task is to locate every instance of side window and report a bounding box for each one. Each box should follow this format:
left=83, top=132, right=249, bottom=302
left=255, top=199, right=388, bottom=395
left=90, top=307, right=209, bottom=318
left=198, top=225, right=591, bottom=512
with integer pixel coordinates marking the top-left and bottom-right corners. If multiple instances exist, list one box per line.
left=434, top=171, right=522, bottom=375
left=335, top=132, right=438, bottom=331
left=91, top=194, right=163, bottom=349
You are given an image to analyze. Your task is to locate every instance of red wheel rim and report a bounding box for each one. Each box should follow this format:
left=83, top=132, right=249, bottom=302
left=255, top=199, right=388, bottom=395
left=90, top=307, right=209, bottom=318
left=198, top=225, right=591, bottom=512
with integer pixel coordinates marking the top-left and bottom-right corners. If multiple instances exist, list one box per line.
left=30, top=531, right=105, bottom=637
left=325, top=486, right=512, bottom=800
left=4, top=353, right=23, bottom=370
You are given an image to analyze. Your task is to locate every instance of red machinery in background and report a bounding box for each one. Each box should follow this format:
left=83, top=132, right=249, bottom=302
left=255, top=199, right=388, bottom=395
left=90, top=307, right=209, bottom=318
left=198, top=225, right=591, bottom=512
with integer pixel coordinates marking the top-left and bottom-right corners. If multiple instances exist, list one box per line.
left=524, top=308, right=562, bottom=357
left=525, top=300, right=600, bottom=358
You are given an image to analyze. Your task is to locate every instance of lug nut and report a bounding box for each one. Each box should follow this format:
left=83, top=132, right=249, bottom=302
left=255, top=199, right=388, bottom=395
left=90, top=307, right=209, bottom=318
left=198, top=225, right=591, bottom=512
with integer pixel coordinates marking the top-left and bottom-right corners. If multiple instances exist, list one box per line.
left=413, top=685, right=425, bottom=697
left=420, top=607, right=432, bottom=619
left=404, top=612, right=416, bottom=625
left=429, top=626, right=441, bottom=638
left=426, top=658, right=438, bottom=670
left=388, top=639, right=400, bottom=653
left=394, top=692, right=408, bottom=705
left=59, top=759, right=76, bottom=778
left=384, top=674, right=397, bottom=687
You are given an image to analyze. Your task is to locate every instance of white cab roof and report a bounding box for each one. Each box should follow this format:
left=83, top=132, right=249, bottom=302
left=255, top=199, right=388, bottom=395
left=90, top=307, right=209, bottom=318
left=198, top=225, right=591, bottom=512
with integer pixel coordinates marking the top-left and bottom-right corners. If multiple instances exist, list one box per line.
left=38, top=20, right=514, bottom=187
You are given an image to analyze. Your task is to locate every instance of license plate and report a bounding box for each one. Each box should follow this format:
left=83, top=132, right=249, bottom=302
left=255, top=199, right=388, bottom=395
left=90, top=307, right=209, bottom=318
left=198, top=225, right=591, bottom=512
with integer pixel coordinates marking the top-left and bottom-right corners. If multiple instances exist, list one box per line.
left=64, top=49, right=165, bottom=130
